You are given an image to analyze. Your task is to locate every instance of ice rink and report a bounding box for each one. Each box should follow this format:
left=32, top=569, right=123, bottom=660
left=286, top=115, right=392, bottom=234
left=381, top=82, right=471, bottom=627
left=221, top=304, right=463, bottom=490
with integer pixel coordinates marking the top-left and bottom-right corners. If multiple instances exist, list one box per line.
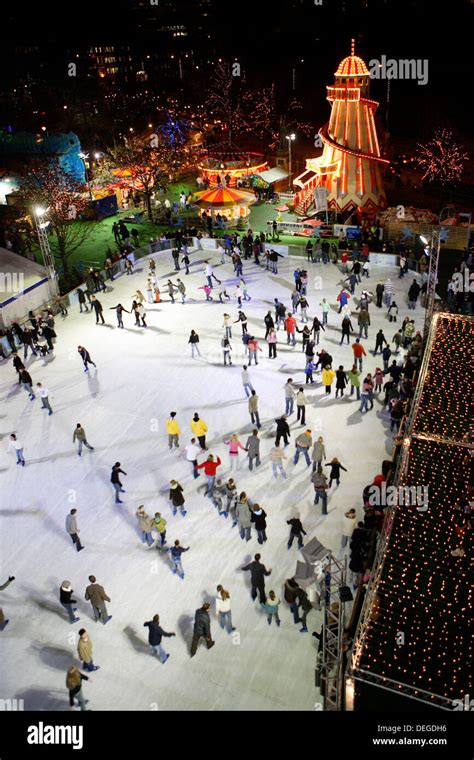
left=0, top=246, right=425, bottom=711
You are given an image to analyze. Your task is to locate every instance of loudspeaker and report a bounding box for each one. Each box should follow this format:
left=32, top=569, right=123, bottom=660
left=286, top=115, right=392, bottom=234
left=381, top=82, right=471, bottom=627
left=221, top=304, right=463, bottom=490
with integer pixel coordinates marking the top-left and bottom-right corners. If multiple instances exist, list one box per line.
left=339, top=585, right=353, bottom=603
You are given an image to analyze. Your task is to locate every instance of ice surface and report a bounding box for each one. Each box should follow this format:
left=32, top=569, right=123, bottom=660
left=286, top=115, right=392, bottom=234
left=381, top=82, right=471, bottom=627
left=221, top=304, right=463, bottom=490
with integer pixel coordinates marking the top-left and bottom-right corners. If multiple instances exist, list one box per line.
left=0, top=248, right=424, bottom=711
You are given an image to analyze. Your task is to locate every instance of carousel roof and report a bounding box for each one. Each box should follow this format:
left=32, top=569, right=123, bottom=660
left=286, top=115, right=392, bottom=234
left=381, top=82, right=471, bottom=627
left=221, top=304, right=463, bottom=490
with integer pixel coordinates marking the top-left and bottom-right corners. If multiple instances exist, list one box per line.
left=193, top=187, right=256, bottom=208
left=199, top=142, right=265, bottom=169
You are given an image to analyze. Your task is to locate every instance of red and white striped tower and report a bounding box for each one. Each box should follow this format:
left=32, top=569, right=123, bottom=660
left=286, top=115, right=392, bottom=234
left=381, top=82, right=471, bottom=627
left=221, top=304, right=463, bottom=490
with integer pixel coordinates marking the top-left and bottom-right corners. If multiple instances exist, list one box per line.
left=295, top=40, right=389, bottom=216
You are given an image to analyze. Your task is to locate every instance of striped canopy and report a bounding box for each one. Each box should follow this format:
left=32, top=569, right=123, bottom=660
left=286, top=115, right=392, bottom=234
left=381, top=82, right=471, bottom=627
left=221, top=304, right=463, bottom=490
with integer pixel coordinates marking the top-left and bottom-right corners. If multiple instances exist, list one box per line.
left=112, top=168, right=134, bottom=178
left=193, top=187, right=256, bottom=208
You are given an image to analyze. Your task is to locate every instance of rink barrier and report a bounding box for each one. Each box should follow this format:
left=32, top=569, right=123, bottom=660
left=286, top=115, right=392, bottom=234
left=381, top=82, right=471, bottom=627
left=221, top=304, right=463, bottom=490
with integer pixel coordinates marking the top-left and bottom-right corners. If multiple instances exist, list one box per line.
left=0, top=243, right=413, bottom=355
left=0, top=238, right=191, bottom=348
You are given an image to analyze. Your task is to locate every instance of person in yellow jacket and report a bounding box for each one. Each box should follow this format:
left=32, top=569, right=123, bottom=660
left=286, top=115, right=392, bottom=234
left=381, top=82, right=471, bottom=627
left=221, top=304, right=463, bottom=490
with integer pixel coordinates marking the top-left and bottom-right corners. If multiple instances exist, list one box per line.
left=322, top=365, right=336, bottom=396
left=166, top=412, right=180, bottom=450
left=191, top=413, right=208, bottom=450
left=152, top=512, right=167, bottom=547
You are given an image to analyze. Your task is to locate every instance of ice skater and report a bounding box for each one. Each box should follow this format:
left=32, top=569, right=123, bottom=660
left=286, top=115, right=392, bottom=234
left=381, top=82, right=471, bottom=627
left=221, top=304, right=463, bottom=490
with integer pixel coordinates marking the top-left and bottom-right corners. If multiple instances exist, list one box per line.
left=152, top=512, right=167, bottom=546
left=73, top=423, right=94, bottom=456
left=166, top=412, right=180, bottom=450
left=66, top=508, right=84, bottom=552
left=169, top=480, right=187, bottom=516
left=251, top=504, right=268, bottom=544
left=111, top=462, right=127, bottom=503
left=189, top=330, right=201, bottom=357
left=191, top=413, right=208, bottom=450
left=144, top=615, right=176, bottom=663
left=8, top=433, right=25, bottom=466
left=135, top=505, right=155, bottom=547
left=110, top=303, right=130, bottom=328
left=248, top=391, right=261, bottom=429
left=170, top=540, right=189, bottom=579
left=222, top=335, right=233, bottom=365
left=190, top=603, right=215, bottom=657
left=60, top=581, right=80, bottom=624
left=196, top=454, right=221, bottom=496
left=241, top=365, right=254, bottom=397
left=261, top=591, right=281, bottom=627
left=216, top=586, right=236, bottom=633
left=246, top=429, right=261, bottom=470
left=77, top=345, right=96, bottom=372
left=36, top=383, right=53, bottom=414
left=66, top=667, right=90, bottom=711
left=184, top=438, right=201, bottom=479
left=225, top=433, right=247, bottom=472
left=90, top=295, right=105, bottom=324
left=234, top=310, right=248, bottom=334
left=236, top=493, right=253, bottom=541
left=84, top=575, right=112, bottom=624
left=325, top=457, right=347, bottom=487
left=287, top=514, right=307, bottom=550
left=78, top=629, right=100, bottom=672
left=242, top=553, right=271, bottom=604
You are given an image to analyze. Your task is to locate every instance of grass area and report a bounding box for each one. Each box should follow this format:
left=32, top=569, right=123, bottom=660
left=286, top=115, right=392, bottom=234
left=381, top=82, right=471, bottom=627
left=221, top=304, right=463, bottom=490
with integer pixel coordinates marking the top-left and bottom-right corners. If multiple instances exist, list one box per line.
left=32, top=180, right=347, bottom=273
left=33, top=180, right=197, bottom=272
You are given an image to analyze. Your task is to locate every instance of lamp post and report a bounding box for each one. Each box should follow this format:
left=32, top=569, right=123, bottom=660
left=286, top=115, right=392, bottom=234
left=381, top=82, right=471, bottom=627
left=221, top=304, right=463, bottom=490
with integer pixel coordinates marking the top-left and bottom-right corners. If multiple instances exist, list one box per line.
left=33, top=206, right=59, bottom=299
left=285, top=133, right=296, bottom=192
left=79, top=152, right=93, bottom=201
left=419, top=231, right=441, bottom=343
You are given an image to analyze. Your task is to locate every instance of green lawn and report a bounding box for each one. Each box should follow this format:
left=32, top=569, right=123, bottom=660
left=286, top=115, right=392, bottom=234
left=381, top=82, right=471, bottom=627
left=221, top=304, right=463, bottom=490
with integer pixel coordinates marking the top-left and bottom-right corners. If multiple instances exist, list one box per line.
left=33, top=182, right=333, bottom=274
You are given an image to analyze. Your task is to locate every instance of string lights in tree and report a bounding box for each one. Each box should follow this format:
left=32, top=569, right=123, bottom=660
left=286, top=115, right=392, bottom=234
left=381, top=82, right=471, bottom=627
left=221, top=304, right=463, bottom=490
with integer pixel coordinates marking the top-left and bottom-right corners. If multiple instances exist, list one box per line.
left=416, top=128, right=468, bottom=188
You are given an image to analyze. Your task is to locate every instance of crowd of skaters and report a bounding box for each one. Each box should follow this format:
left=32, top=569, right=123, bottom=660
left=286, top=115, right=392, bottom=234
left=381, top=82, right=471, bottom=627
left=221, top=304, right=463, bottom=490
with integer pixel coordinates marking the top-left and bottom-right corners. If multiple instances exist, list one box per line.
left=1, top=226, right=428, bottom=711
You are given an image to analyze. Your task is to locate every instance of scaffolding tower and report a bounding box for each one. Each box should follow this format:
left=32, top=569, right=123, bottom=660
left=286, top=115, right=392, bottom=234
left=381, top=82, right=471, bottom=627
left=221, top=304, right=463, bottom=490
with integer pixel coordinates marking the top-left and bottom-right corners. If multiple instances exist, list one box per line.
left=423, top=227, right=441, bottom=343
left=320, top=553, right=348, bottom=711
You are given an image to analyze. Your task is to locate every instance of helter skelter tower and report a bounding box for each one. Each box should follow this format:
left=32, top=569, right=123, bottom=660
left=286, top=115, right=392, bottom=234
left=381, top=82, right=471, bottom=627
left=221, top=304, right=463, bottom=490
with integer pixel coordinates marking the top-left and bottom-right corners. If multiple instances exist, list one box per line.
left=294, top=41, right=389, bottom=217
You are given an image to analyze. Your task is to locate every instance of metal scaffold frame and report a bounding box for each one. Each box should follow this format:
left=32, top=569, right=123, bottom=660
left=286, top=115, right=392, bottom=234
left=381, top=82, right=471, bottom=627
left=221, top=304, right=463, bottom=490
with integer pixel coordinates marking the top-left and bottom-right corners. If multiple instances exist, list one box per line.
left=423, top=227, right=441, bottom=343
left=320, top=553, right=348, bottom=711
left=34, top=212, right=60, bottom=300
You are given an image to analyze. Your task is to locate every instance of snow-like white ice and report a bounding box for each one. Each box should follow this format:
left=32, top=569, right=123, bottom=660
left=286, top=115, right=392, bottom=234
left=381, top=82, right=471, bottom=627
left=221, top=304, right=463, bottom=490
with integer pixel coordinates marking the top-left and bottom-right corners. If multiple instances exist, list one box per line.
left=0, top=247, right=425, bottom=711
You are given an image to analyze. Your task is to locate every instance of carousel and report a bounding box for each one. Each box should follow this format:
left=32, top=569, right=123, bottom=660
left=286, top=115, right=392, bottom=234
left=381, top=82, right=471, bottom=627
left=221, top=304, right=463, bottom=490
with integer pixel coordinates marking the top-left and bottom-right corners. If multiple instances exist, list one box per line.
left=198, top=145, right=267, bottom=189
left=192, top=186, right=256, bottom=226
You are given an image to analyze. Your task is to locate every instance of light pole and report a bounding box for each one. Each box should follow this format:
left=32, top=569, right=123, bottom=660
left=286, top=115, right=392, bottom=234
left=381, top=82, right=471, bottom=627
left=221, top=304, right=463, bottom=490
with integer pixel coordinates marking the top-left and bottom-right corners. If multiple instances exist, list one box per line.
left=285, top=133, right=296, bottom=192
left=33, top=206, right=59, bottom=299
left=79, top=152, right=93, bottom=201
left=419, top=231, right=441, bottom=343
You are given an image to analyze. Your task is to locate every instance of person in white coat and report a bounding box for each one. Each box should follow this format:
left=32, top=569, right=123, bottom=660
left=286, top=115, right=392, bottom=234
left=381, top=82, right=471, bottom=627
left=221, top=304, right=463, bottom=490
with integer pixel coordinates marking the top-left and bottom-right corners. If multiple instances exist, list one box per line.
left=215, top=586, right=235, bottom=634
left=8, top=433, right=25, bottom=466
left=341, top=508, right=357, bottom=548
left=184, top=438, right=201, bottom=479
left=36, top=383, right=53, bottom=414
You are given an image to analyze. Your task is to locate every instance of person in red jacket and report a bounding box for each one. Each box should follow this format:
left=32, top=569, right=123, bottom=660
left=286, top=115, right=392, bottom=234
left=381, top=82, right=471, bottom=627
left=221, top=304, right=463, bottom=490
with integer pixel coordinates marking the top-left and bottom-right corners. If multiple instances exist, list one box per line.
left=341, top=250, right=349, bottom=273
left=351, top=338, right=367, bottom=371
left=284, top=314, right=297, bottom=346
left=196, top=455, right=222, bottom=497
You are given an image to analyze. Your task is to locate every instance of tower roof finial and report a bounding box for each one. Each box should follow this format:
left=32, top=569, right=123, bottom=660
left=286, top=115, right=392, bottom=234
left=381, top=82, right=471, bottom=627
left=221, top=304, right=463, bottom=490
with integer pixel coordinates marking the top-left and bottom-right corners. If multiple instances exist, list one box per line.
left=351, top=38, right=355, bottom=56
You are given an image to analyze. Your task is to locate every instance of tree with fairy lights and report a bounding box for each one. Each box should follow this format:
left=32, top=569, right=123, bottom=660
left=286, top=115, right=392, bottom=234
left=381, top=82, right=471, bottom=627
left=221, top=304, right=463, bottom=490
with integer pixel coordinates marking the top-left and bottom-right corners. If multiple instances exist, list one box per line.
left=109, top=135, right=186, bottom=220
left=244, top=85, right=314, bottom=150
left=206, top=61, right=251, bottom=145
left=416, top=129, right=468, bottom=192
left=158, top=113, right=190, bottom=151
left=16, top=161, right=95, bottom=275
